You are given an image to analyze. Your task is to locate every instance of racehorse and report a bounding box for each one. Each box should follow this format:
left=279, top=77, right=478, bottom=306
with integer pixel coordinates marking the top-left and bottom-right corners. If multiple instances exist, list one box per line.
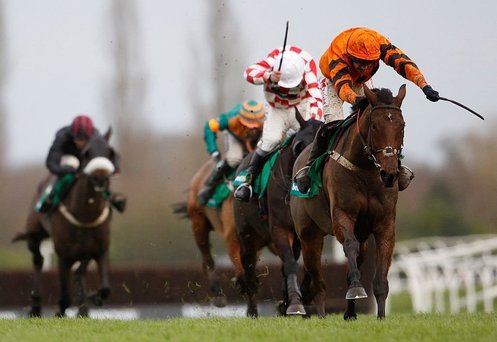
left=290, top=85, right=406, bottom=320
left=234, top=110, right=322, bottom=317
left=172, top=160, right=243, bottom=308
left=13, top=129, right=118, bottom=317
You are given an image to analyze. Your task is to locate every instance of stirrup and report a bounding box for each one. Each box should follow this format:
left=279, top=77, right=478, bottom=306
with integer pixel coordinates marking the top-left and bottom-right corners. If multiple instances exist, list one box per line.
left=234, top=183, right=253, bottom=202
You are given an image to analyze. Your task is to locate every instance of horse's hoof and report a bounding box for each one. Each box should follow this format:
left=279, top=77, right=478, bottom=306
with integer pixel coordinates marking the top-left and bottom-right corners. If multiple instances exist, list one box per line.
left=276, top=301, right=286, bottom=316
left=345, top=286, right=368, bottom=300
left=344, top=311, right=357, bottom=321
left=212, top=295, right=227, bottom=308
left=286, top=303, right=306, bottom=316
left=246, top=307, right=258, bottom=318
left=77, top=306, right=89, bottom=318
left=29, top=307, right=42, bottom=318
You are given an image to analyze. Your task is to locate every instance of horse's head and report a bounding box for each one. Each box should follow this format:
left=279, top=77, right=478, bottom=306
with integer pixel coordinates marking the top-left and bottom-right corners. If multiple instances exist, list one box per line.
left=79, top=128, right=118, bottom=193
left=292, top=108, right=323, bottom=157
left=362, top=85, right=406, bottom=188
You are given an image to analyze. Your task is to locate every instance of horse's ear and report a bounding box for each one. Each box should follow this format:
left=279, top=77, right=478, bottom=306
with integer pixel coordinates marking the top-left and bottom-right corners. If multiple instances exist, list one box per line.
left=103, top=126, right=112, bottom=142
left=295, top=107, right=306, bottom=128
left=394, top=84, right=407, bottom=107
left=363, top=84, right=378, bottom=106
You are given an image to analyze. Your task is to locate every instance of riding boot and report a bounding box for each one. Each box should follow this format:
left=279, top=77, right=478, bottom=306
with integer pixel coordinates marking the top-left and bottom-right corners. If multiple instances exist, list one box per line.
left=197, top=160, right=234, bottom=205
left=109, top=192, right=127, bottom=213
left=294, top=120, right=342, bottom=193
left=36, top=186, right=55, bottom=213
left=234, top=150, right=265, bottom=202
left=398, top=164, right=415, bottom=191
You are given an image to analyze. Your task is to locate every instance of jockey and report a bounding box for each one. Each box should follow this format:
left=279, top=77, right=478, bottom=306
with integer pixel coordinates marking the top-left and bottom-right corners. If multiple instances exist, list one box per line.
left=36, top=114, right=126, bottom=213
left=295, top=27, right=439, bottom=193
left=234, top=45, right=323, bottom=202
left=197, top=100, right=266, bottom=205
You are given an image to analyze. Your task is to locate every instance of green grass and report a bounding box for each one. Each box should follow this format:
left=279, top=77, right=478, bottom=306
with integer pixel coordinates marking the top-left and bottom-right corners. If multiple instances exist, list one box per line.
left=1, top=313, right=497, bottom=342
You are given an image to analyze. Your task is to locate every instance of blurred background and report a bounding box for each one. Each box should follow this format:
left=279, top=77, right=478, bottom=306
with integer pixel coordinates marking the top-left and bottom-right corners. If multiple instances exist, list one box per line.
left=1, top=0, right=496, bottom=270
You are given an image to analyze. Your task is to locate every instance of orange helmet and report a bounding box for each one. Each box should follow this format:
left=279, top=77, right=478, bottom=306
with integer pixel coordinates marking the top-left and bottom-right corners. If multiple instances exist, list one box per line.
left=239, top=100, right=266, bottom=128
left=346, top=29, right=381, bottom=61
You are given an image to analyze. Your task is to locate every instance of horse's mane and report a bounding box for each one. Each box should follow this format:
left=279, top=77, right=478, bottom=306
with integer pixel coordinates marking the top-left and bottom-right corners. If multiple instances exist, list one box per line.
left=351, top=88, right=395, bottom=113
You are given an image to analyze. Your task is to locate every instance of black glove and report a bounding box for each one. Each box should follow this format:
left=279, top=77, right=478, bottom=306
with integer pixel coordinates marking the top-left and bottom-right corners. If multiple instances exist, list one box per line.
left=423, top=85, right=440, bottom=102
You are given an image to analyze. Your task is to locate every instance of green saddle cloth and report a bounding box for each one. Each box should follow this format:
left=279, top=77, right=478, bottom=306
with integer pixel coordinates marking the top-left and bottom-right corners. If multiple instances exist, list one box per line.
left=232, top=136, right=294, bottom=200
left=206, top=170, right=236, bottom=208
left=290, top=114, right=357, bottom=198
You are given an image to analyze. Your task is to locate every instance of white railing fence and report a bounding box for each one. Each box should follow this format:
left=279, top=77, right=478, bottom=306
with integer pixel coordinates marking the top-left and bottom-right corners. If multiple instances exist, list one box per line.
left=388, top=234, right=497, bottom=313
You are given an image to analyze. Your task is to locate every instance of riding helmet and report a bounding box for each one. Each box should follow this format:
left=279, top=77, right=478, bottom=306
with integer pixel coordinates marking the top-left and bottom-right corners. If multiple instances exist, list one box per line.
left=71, top=114, right=94, bottom=140
left=239, top=100, right=266, bottom=128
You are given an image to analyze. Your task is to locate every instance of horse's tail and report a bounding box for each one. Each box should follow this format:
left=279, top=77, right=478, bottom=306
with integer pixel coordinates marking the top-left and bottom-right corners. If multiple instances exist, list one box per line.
left=171, top=201, right=190, bottom=219
left=11, top=232, right=29, bottom=243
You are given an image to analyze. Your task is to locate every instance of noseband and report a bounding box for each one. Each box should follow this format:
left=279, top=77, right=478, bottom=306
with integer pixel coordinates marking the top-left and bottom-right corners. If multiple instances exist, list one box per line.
left=356, top=104, right=403, bottom=168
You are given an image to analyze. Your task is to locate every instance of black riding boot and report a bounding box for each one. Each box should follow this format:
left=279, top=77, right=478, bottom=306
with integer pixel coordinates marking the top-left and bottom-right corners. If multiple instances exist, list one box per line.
left=109, top=192, right=127, bottom=213
left=294, top=120, right=342, bottom=193
left=234, top=150, right=265, bottom=202
left=197, top=160, right=234, bottom=205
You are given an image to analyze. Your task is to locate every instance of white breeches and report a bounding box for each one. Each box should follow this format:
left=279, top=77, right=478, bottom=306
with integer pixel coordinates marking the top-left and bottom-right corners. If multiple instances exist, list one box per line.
left=223, top=132, right=245, bottom=168
left=321, top=78, right=373, bottom=123
left=259, top=99, right=312, bottom=153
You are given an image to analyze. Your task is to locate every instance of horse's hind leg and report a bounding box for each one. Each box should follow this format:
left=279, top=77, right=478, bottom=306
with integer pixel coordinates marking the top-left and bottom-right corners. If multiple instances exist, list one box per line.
left=56, top=259, right=73, bottom=317
left=74, top=260, right=90, bottom=317
left=27, top=234, right=44, bottom=317
left=272, top=225, right=305, bottom=316
left=300, top=226, right=326, bottom=317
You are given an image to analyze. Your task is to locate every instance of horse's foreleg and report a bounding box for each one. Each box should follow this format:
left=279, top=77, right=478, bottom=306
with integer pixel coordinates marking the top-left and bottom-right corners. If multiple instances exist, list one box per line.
left=90, top=252, right=111, bottom=307
left=334, top=211, right=367, bottom=302
left=27, top=236, right=44, bottom=317
left=191, top=214, right=221, bottom=303
left=238, top=227, right=262, bottom=318
left=373, top=228, right=395, bottom=319
left=272, top=225, right=305, bottom=316
left=74, top=260, right=90, bottom=317
left=56, top=259, right=72, bottom=317
left=300, top=227, right=326, bottom=317
left=344, top=241, right=368, bottom=320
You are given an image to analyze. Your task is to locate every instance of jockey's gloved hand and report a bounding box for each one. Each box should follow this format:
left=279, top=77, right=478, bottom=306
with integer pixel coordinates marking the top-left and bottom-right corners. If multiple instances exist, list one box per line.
left=61, top=166, right=77, bottom=174
left=211, top=151, right=221, bottom=162
left=422, top=85, right=440, bottom=102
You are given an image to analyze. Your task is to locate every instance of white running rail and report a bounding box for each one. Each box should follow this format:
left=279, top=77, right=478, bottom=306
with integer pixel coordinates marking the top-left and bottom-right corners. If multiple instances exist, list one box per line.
left=388, top=234, right=497, bottom=313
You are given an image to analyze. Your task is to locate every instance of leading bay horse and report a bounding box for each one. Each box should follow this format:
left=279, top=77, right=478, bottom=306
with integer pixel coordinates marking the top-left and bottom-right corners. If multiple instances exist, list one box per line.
left=13, top=129, right=118, bottom=317
left=234, top=110, right=322, bottom=317
left=290, top=85, right=406, bottom=319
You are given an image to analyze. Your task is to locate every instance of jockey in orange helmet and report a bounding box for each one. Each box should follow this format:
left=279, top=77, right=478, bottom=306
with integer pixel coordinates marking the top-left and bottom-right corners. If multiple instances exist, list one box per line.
left=295, top=27, right=438, bottom=193
left=197, top=100, right=266, bottom=205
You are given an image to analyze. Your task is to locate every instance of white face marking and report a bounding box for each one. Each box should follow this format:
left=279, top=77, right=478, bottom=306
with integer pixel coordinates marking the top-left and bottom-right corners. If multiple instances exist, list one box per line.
left=388, top=112, right=393, bottom=122
left=88, top=198, right=95, bottom=204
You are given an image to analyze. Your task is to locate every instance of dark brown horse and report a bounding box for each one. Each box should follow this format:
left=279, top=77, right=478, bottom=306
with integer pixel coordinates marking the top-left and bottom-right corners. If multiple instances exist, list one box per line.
left=172, top=160, right=243, bottom=308
left=13, top=130, right=118, bottom=317
left=290, top=85, right=406, bottom=320
left=234, top=111, right=322, bottom=317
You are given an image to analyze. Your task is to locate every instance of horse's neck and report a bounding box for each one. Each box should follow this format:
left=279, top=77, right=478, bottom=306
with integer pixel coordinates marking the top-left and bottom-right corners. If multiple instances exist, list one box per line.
left=272, top=144, right=295, bottom=184
left=65, top=177, right=106, bottom=214
left=339, top=108, right=376, bottom=170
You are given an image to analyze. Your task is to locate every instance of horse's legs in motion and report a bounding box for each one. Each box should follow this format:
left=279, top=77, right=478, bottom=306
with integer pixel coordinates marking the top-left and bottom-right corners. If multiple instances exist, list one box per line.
left=27, top=234, right=44, bottom=317
left=300, top=226, right=326, bottom=317
left=334, top=210, right=367, bottom=303
left=223, top=227, right=244, bottom=306
left=373, top=228, right=395, bottom=319
left=272, top=225, right=305, bottom=316
left=191, top=212, right=226, bottom=307
left=344, top=241, right=368, bottom=320
left=74, top=260, right=90, bottom=317
left=56, top=258, right=73, bottom=317
left=89, top=252, right=111, bottom=306
left=238, top=225, right=265, bottom=318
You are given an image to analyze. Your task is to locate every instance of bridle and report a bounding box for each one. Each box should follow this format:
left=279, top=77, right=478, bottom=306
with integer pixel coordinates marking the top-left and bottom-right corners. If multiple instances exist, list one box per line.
left=356, top=104, right=403, bottom=169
